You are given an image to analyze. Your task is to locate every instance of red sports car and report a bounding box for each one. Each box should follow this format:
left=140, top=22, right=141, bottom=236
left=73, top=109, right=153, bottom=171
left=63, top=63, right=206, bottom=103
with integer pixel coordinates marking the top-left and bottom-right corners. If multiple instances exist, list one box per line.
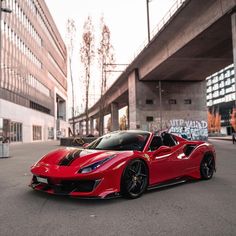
left=30, top=130, right=216, bottom=199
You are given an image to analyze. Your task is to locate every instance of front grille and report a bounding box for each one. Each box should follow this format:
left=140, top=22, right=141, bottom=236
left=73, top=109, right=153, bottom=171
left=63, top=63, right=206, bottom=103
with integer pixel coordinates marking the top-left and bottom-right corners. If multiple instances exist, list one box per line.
left=57, top=180, right=97, bottom=193
left=32, top=176, right=99, bottom=194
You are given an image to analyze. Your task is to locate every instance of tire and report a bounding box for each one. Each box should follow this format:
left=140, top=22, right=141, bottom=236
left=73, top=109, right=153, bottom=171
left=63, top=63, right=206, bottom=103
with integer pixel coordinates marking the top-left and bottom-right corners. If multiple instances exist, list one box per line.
left=200, top=155, right=215, bottom=180
left=121, top=159, right=148, bottom=199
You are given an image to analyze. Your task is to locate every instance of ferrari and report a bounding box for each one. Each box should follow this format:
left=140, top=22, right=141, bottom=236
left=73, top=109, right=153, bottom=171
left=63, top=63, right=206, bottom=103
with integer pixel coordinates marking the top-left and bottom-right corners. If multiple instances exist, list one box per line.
left=30, top=130, right=216, bottom=199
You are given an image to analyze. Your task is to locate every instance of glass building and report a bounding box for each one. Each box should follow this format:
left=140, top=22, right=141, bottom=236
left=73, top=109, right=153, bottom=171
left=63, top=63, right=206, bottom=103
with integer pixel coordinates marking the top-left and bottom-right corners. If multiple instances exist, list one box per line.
left=0, top=0, right=68, bottom=143
left=206, top=64, right=236, bottom=135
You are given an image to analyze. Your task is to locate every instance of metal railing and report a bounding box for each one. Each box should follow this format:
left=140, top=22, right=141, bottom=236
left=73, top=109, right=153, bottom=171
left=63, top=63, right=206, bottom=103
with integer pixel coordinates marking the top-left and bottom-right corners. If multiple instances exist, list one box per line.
left=127, top=0, right=187, bottom=67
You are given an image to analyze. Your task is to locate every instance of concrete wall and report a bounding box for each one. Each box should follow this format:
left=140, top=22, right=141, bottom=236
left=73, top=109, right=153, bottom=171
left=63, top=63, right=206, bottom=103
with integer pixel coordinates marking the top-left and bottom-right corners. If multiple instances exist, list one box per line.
left=128, top=72, right=207, bottom=139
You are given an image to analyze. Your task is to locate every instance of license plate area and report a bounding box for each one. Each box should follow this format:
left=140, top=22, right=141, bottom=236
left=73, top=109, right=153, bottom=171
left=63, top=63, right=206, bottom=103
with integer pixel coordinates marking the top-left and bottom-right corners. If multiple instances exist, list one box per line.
left=36, top=176, right=48, bottom=184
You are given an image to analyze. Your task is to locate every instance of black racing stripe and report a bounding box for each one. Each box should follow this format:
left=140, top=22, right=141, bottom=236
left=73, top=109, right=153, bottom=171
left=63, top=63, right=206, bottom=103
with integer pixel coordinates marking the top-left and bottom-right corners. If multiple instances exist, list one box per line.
left=59, top=150, right=83, bottom=166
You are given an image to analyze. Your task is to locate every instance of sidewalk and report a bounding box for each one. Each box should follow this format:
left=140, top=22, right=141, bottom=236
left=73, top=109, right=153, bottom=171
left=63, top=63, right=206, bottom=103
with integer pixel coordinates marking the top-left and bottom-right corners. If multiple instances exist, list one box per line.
left=208, top=136, right=232, bottom=142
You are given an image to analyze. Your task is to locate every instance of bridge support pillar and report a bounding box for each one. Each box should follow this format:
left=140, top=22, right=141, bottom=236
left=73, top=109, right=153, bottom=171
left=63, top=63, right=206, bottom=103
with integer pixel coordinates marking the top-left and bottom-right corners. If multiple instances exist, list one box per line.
left=128, top=70, right=158, bottom=130
left=232, top=12, right=236, bottom=92
left=79, top=121, right=83, bottom=136
left=111, top=102, right=119, bottom=131
left=128, top=71, right=138, bottom=130
left=89, top=117, right=94, bottom=135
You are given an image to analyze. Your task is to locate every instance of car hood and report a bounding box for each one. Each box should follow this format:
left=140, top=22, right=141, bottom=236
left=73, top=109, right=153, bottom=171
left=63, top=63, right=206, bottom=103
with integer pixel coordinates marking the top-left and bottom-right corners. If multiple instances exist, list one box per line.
left=36, top=148, right=125, bottom=168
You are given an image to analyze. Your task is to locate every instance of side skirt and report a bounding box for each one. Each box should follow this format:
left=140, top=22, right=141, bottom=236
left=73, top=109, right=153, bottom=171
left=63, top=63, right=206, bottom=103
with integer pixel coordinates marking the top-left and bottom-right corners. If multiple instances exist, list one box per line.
left=147, top=178, right=187, bottom=191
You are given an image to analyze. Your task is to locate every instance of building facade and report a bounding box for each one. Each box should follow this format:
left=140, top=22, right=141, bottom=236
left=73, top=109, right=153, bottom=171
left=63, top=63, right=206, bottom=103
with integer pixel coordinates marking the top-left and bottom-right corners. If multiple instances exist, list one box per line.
left=0, top=0, right=68, bottom=143
left=206, top=64, right=236, bottom=135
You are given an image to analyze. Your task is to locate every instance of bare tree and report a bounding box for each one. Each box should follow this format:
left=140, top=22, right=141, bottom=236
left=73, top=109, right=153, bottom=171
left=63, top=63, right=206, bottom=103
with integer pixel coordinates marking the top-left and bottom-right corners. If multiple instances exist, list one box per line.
left=66, top=19, right=76, bottom=137
left=230, top=108, right=236, bottom=132
left=98, top=16, right=115, bottom=135
left=80, top=16, right=95, bottom=135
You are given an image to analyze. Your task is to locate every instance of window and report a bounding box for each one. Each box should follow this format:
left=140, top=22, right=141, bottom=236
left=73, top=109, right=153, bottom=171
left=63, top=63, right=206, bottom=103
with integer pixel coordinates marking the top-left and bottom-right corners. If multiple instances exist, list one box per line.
left=48, top=52, right=66, bottom=77
left=219, top=81, right=224, bottom=88
left=146, top=116, right=154, bottom=122
left=10, top=122, right=22, bottom=142
left=212, top=84, right=219, bottom=90
left=184, top=99, right=191, bottom=104
left=33, top=125, right=42, bottom=141
left=207, top=93, right=212, bottom=99
left=207, top=86, right=212, bottom=93
left=219, top=89, right=225, bottom=96
left=86, top=132, right=150, bottom=151
left=162, top=133, right=177, bottom=147
left=149, top=136, right=163, bottom=151
left=224, top=70, right=230, bottom=78
left=206, top=79, right=212, bottom=86
left=169, top=99, right=177, bottom=104
left=30, top=101, right=50, bottom=114
left=48, top=127, right=54, bottom=139
left=216, top=75, right=221, bottom=82
left=213, top=76, right=219, bottom=83
left=225, top=87, right=233, bottom=94
left=207, top=100, right=213, bottom=106
left=225, top=78, right=231, bottom=86
left=26, top=75, right=50, bottom=97
left=146, top=99, right=154, bottom=105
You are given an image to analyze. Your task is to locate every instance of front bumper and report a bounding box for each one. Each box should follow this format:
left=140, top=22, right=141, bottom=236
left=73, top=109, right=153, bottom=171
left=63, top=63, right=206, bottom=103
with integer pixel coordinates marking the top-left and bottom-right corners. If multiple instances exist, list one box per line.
left=30, top=174, right=120, bottom=199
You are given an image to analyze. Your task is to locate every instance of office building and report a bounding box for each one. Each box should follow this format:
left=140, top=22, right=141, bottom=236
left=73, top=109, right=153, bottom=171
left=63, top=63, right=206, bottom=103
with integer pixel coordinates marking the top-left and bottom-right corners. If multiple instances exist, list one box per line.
left=0, top=0, right=68, bottom=142
left=206, top=64, right=236, bottom=135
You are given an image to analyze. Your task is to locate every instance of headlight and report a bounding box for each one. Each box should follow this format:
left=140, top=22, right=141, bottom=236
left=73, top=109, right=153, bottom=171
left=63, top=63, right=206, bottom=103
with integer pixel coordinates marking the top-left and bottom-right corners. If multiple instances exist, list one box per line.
left=79, top=155, right=116, bottom=174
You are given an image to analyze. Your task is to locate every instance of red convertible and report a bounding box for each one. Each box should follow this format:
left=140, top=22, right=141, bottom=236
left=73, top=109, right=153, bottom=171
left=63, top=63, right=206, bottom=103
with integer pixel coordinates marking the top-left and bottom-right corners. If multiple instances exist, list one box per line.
left=30, top=130, right=216, bottom=199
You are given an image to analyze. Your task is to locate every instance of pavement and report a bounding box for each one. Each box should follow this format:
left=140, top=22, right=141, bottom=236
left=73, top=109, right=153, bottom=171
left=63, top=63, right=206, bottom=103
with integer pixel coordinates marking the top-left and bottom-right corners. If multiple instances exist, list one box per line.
left=208, top=136, right=232, bottom=142
left=0, top=140, right=236, bottom=236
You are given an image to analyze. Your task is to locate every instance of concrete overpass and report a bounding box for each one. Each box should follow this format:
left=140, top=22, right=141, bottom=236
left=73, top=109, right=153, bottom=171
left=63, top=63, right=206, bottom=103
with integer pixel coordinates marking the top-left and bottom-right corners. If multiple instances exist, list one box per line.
left=71, top=0, right=236, bottom=139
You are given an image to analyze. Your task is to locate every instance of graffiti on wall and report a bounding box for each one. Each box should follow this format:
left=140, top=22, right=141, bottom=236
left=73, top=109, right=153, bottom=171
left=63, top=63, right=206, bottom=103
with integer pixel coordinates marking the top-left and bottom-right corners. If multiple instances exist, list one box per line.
left=168, top=119, right=208, bottom=140
left=149, top=118, right=208, bottom=140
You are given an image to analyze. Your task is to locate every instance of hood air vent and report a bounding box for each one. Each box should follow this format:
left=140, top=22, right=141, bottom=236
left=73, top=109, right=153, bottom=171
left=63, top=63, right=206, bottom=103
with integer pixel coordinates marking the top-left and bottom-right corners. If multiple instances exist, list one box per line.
left=59, top=150, right=83, bottom=166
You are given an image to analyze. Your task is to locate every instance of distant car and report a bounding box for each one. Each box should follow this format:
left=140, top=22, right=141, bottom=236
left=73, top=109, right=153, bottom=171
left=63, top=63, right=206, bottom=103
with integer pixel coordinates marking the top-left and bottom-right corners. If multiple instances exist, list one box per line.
left=30, top=130, right=216, bottom=199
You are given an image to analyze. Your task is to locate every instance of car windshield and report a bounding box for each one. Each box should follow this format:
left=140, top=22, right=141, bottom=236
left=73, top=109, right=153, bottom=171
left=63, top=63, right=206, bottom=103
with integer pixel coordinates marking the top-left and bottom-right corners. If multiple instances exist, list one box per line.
left=86, top=131, right=150, bottom=151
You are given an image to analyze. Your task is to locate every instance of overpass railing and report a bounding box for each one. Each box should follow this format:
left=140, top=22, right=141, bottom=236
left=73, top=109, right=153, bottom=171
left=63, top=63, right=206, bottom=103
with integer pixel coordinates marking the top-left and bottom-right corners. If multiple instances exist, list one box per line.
left=128, top=0, right=187, bottom=65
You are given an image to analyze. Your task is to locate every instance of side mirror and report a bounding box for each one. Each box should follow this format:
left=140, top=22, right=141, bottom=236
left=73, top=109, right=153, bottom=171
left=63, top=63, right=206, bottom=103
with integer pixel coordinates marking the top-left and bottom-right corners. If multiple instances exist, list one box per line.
left=153, top=146, right=171, bottom=156
left=82, top=143, right=89, bottom=148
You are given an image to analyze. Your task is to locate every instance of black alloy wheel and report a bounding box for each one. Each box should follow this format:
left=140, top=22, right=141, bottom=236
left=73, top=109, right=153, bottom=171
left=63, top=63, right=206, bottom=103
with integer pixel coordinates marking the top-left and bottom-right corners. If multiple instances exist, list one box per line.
left=121, top=159, right=148, bottom=199
left=200, top=155, right=215, bottom=180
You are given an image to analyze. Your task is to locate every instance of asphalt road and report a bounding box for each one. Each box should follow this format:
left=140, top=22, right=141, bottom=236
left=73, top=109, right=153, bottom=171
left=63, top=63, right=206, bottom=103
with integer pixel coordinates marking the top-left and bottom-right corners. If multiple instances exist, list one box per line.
left=0, top=140, right=235, bottom=236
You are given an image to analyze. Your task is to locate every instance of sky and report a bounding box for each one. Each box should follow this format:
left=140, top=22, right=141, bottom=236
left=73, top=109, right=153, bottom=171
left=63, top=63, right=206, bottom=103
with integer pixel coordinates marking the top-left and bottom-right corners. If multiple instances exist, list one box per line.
left=45, top=0, right=176, bottom=116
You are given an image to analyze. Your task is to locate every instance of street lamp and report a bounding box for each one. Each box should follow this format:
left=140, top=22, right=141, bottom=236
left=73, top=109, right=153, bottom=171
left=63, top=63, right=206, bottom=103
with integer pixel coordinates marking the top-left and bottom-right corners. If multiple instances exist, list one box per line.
left=146, top=1, right=164, bottom=131
left=146, top=1, right=163, bottom=131
left=146, top=0, right=151, bottom=43
left=156, top=81, right=164, bottom=131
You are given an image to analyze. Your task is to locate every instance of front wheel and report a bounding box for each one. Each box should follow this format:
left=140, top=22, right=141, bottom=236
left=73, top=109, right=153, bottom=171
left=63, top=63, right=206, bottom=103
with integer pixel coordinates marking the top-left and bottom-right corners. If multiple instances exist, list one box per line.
left=200, top=155, right=215, bottom=180
left=121, top=159, right=148, bottom=199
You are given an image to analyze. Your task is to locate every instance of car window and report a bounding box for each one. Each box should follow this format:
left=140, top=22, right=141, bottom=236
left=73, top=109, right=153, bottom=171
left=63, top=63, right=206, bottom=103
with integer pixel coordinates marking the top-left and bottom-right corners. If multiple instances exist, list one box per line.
left=87, top=132, right=150, bottom=151
left=149, top=136, right=163, bottom=151
left=161, top=133, right=177, bottom=147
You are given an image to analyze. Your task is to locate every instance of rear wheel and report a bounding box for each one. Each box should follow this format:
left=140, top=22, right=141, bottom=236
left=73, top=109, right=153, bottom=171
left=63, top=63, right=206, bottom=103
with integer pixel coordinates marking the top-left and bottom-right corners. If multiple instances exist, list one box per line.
left=200, top=155, right=215, bottom=180
left=121, top=159, right=148, bottom=199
